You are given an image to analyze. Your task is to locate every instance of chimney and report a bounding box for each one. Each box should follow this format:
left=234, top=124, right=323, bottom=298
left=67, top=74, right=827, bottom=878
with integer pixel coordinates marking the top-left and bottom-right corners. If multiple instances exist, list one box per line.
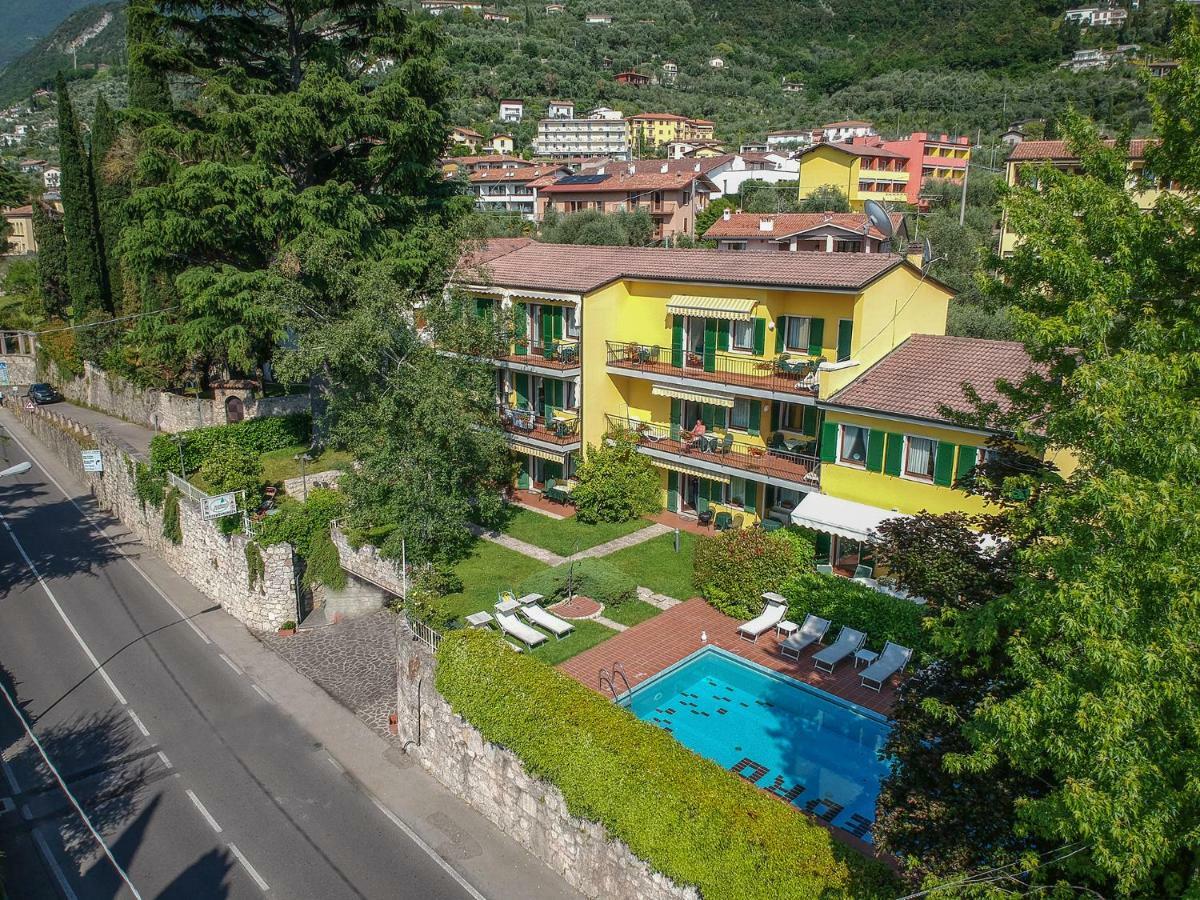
left=597, top=165, right=605, bottom=174
left=660, top=162, right=669, bottom=173
left=628, top=163, right=636, bottom=175
left=694, top=162, right=701, bottom=172
left=722, top=208, right=732, bottom=221
left=759, top=217, right=774, bottom=232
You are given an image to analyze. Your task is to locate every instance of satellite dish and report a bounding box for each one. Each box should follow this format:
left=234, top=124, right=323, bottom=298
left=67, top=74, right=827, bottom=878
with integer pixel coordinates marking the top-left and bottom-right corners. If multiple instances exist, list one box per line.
left=863, top=199, right=893, bottom=239
left=922, top=237, right=933, bottom=268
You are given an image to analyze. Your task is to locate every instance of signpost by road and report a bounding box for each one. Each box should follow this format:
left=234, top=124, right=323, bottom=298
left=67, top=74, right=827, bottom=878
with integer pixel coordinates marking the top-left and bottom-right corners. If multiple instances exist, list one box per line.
left=81, top=450, right=103, bottom=473
left=201, top=492, right=238, bottom=520
left=23, top=398, right=34, bottom=412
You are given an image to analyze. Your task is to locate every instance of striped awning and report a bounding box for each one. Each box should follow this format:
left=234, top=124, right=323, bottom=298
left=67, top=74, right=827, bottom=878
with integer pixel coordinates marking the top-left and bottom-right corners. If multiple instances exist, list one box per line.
left=653, top=460, right=731, bottom=484
left=651, top=384, right=735, bottom=407
left=517, top=445, right=568, bottom=463
left=666, top=294, right=756, bottom=321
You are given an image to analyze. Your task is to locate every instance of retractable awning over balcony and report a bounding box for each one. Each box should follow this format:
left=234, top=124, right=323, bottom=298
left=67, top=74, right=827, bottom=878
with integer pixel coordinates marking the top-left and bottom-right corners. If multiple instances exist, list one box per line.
left=517, top=445, right=570, bottom=463
left=654, top=459, right=731, bottom=484
left=665, top=294, right=757, bottom=321
left=650, top=384, right=736, bottom=407
left=789, top=493, right=909, bottom=542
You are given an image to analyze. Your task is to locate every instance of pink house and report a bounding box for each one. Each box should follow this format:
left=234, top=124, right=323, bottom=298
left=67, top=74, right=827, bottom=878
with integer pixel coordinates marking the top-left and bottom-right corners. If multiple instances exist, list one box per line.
left=879, top=132, right=971, bottom=205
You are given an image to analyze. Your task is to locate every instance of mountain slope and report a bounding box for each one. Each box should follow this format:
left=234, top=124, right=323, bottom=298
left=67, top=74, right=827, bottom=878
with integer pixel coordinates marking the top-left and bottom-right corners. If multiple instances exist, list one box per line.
left=0, top=2, right=126, bottom=105
left=0, top=0, right=100, bottom=69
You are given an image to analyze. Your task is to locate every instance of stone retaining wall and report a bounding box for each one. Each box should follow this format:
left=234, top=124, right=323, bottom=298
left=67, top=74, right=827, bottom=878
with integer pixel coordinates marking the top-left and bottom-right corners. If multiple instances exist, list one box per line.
left=0, top=354, right=38, bottom=387
left=395, top=632, right=697, bottom=900
left=331, top=524, right=406, bottom=597
left=282, top=468, right=341, bottom=499
left=10, top=405, right=298, bottom=631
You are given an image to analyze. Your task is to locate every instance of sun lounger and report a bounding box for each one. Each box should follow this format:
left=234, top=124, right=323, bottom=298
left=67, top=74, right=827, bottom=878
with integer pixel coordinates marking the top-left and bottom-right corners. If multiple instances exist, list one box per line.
left=737, top=592, right=788, bottom=642
left=812, top=626, right=867, bottom=673
left=496, top=611, right=548, bottom=648
left=860, top=641, right=912, bottom=691
left=520, top=603, right=574, bottom=640
left=779, top=614, right=831, bottom=660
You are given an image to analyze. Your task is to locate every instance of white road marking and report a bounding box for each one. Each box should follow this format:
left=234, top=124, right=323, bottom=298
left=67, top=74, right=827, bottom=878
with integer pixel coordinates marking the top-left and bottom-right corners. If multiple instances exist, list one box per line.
left=33, top=827, right=80, bottom=900
left=0, top=680, right=142, bottom=898
left=251, top=684, right=273, bottom=703
left=21, top=803, right=32, bottom=820
left=219, top=654, right=243, bottom=676
left=185, top=789, right=222, bottom=833
left=228, top=842, right=270, bottom=891
left=1, top=754, right=21, bottom=793
left=326, top=756, right=344, bottom=773
left=0, top=423, right=211, bottom=643
left=369, top=797, right=488, bottom=900
left=156, top=751, right=173, bottom=770
left=127, top=709, right=150, bottom=738
left=1, top=518, right=127, bottom=705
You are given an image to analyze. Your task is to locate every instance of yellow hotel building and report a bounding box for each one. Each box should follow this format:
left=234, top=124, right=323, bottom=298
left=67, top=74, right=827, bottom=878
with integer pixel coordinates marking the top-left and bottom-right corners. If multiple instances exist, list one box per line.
left=458, top=240, right=1049, bottom=569
left=796, top=142, right=910, bottom=211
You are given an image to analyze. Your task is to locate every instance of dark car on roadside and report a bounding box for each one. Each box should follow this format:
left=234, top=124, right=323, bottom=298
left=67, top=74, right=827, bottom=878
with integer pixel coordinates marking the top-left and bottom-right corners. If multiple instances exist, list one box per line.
left=27, top=383, right=63, bottom=404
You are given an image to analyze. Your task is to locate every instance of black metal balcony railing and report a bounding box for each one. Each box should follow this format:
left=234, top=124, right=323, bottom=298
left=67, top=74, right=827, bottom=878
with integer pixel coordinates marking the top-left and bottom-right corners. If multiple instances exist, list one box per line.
left=500, top=405, right=581, bottom=445
left=605, top=341, right=820, bottom=395
left=606, top=414, right=820, bottom=487
left=495, top=334, right=581, bottom=369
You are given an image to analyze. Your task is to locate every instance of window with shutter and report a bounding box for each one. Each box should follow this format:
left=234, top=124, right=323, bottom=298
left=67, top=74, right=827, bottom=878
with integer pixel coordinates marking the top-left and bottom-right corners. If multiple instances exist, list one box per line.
left=514, top=302, right=528, bottom=355
left=667, top=470, right=679, bottom=512
left=865, top=429, right=885, bottom=472
left=703, top=318, right=718, bottom=372
left=807, top=317, right=824, bottom=357
left=819, top=421, right=838, bottom=463
left=748, top=400, right=761, bottom=436
left=883, top=432, right=903, bottom=476
left=956, top=445, right=978, bottom=482
left=836, top=319, right=853, bottom=362
left=514, top=373, right=529, bottom=408
left=753, top=317, right=766, bottom=355
left=671, top=315, right=684, bottom=368
left=802, top=406, right=818, bottom=436
left=933, top=440, right=957, bottom=486
left=774, top=316, right=787, bottom=353
left=670, top=398, right=682, bottom=440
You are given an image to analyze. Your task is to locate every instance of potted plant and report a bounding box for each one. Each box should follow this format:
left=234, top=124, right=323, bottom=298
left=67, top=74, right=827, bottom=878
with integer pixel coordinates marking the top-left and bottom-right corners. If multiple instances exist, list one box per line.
left=277, top=620, right=297, bottom=637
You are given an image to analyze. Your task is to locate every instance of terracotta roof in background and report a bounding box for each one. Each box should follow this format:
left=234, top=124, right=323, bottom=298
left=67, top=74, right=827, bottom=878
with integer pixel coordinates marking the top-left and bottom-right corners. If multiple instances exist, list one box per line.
left=628, top=112, right=689, bottom=121
left=458, top=240, right=915, bottom=293
left=806, top=141, right=906, bottom=160
left=2, top=205, right=33, bottom=216
left=444, top=154, right=525, bottom=165
left=703, top=212, right=902, bottom=241
left=826, top=334, right=1032, bottom=424
left=452, top=126, right=483, bottom=137
left=539, top=168, right=716, bottom=192
left=576, top=156, right=732, bottom=176
left=821, top=120, right=873, bottom=128
left=459, top=237, right=533, bottom=269
left=468, top=165, right=566, bottom=182
left=1006, top=138, right=1157, bottom=162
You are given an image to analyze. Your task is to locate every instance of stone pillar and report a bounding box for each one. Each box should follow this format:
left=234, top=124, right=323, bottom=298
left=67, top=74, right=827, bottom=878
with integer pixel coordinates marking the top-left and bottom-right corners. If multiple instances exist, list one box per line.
left=396, top=623, right=436, bottom=748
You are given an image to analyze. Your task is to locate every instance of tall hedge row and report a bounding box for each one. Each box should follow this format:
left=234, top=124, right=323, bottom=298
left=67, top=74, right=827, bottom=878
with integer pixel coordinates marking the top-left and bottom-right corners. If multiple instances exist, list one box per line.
left=435, top=629, right=896, bottom=900
left=148, top=413, right=311, bottom=477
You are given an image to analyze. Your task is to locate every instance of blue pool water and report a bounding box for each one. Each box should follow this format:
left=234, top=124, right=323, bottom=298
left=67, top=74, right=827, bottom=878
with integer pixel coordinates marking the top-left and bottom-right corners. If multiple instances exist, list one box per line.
left=627, top=646, right=892, bottom=841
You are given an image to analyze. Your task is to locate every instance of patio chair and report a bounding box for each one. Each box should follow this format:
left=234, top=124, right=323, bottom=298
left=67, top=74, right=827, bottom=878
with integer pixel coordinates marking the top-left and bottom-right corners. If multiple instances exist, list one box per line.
left=853, top=564, right=874, bottom=580
left=768, top=431, right=787, bottom=451
left=812, top=626, right=867, bottom=674
left=715, top=433, right=734, bottom=455
left=860, top=642, right=913, bottom=692
left=714, top=511, right=733, bottom=531
left=733, top=514, right=746, bottom=530
left=519, top=603, right=574, bottom=640
left=545, top=478, right=568, bottom=504
left=495, top=610, right=548, bottom=649
left=558, top=344, right=578, bottom=365
left=816, top=563, right=834, bottom=576
left=737, top=593, right=788, bottom=642
left=779, top=614, right=831, bottom=661
left=760, top=518, right=782, bottom=532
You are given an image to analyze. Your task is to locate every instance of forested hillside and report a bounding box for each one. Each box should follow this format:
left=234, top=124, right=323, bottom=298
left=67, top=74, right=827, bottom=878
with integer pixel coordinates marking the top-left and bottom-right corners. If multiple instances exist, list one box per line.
left=0, top=0, right=99, bottom=69
left=0, top=2, right=126, bottom=105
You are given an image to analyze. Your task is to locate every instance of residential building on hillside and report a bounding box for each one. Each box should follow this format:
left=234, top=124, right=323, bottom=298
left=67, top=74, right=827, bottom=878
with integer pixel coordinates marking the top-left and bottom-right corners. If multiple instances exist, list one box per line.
left=466, top=165, right=568, bottom=220
left=450, top=125, right=483, bottom=152
left=547, top=100, right=575, bottom=119
left=1063, top=5, right=1128, bottom=26
left=483, top=10, right=510, bottom=21
left=818, top=121, right=876, bottom=143
left=537, top=161, right=715, bottom=240
left=702, top=211, right=906, bottom=253
left=18, top=159, right=46, bottom=175
left=42, top=166, right=61, bottom=190
left=661, top=61, right=678, bottom=84
left=614, top=70, right=650, bottom=86
left=586, top=12, right=613, bottom=24
left=696, top=153, right=798, bottom=198
left=626, top=113, right=715, bottom=151
left=535, top=117, right=630, bottom=159
left=998, top=139, right=1173, bottom=257
left=708, top=57, right=725, bottom=69
left=441, top=154, right=527, bottom=176
left=740, top=142, right=770, bottom=153
left=667, top=140, right=729, bottom=159
left=489, top=133, right=515, bottom=154
left=781, top=79, right=804, bottom=93
left=420, top=0, right=483, bottom=12
left=1143, top=58, right=1180, bottom=78
left=545, top=3, right=564, bottom=12
left=797, top=142, right=910, bottom=210
left=1061, top=45, right=1139, bottom=71
left=499, top=98, right=525, bottom=123
left=587, top=106, right=623, bottom=120
left=766, top=129, right=817, bottom=149
left=1000, top=124, right=1026, bottom=147
left=2, top=206, right=36, bottom=255
left=879, top=132, right=971, bottom=205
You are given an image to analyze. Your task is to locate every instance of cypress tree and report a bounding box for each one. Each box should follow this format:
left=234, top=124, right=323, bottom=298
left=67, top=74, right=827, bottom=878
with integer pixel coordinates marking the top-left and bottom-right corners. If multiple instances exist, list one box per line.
left=126, top=0, right=172, bottom=115
left=90, top=94, right=125, bottom=312
left=55, top=72, right=109, bottom=318
left=31, top=202, right=70, bottom=319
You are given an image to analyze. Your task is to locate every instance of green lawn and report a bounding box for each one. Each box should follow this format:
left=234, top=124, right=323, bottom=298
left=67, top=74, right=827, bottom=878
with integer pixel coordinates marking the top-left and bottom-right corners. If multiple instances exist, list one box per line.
left=439, top=540, right=549, bottom=622
left=603, top=598, right=663, bottom=627
left=606, top=531, right=699, bottom=601
left=499, top=508, right=651, bottom=557
left=260, top=444, right=355, bottom=485
left=530, top=619, right=617, bottom=665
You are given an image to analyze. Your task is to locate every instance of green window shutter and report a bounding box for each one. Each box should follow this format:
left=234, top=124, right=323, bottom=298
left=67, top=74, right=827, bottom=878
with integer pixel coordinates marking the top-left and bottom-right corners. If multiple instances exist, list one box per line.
left=774, top=316, right=787, bottom=353
left=956, top=445, right=978, bottom=482
left=703, top=318, right=718, bottom=372
left=517, top=457, right=531, bottom=489
left=753, top=317, right=766, bottom=355
left=802, top=406, right=818, bottom=436
left=836, top=319, right=854, bottom=362
left=883, top=432, right=903, bottom=477
left=667, top=470, right=679, bottom=512
left=744, top=480, right=757, bottom=514
left=764, top=483, right=777, bottom=510
left=552, top=306, right=564, bottom=340
left=819, top=421, right=838, bottom=463
left=934, top=440, right=957, bottom=486
left=717, top=319, right=730, bottom=351
left=696, top=478, right=710, bottom=514
left=770, top=401, right=781, bottom=433
left=514, top=372, right=529, bottom=408
left=544, top=460, right=563, bottom=480
left=814, top=531, right=832, bottom=563
left=475, top=297, right=492, bottom=317
left=670, top=398, right=681, bottom=440
left=865, top=428, right=885, bottom=472
left=542, top=306, right=554, bottom=355
left=747, top=400, right=761, bottom=436
left=514, top=302, right=528, bottom=355
left=671, top=315, right=684, bottom=368
left=807, top=317, right=825, bottom=357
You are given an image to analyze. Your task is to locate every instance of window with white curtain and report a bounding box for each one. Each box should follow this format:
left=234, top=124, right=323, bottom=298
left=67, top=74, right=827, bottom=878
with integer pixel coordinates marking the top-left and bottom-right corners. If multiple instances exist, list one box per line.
left=784, top=316, right=810, bottom=352
left=730, top=398, right=751, bottom=430
left=732, top=319, right=754, bottom=351
left=905, top=436, right=936, bottom=480
left=839, top=425, right=868, bottom=465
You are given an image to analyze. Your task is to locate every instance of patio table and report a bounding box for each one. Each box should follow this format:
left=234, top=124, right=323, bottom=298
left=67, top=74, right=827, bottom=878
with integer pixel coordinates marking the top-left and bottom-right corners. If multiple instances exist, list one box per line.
left=465, top=611, right=494, bottom=628
left=854, top=649, right=879, bottom=669
left=495, top=597, right=521, bottom=614
left=776, top=620, right=798, bottom=638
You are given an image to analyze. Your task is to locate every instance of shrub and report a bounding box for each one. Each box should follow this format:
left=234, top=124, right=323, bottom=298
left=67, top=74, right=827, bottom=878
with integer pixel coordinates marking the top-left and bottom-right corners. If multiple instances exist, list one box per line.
left=257, top=488, right=348, bottom=589
left=412, top=565, right=464, bottom=597
left=435, top=629, right=895, bottom=900
left=198, top=442, right=264, bottom=500
left=245, top=542, right=265, bottom=590
left=304, top=528, right=347, bottom=590
left=778, top=570, right=933, bottom=662
left=405, top=586, right=459, bottom=631
left=162, top=488, right=182, bottom=544
left=148, top=413, right=311, bottom=478
left=695, top=528, right=811, bottom=619
left=570, top=431, right=661, bottom=524
left=517, top=558, right=637, bottom=606
left=133, top=462, right=165, bottom=509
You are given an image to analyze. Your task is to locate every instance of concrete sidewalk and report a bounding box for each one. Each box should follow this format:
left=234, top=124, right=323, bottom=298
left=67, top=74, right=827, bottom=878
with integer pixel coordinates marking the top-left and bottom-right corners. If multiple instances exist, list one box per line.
left=42, top=399, right=155, bottom=456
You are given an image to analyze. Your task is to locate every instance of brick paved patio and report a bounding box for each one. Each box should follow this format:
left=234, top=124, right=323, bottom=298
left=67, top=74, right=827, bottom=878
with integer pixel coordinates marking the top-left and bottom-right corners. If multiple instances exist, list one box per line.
left=558, top=598, right=898, bottom=716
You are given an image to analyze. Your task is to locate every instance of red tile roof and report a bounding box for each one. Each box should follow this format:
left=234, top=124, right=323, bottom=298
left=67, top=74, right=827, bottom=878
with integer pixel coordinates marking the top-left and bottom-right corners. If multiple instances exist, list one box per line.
left=628, top=112, right=689, bottom=121
left=459, top=237, right=533, bottom=269
left=2, top=205, right=33, bottom=216
left=458, top=240, right=918, bottom=293
left=445, top=153, right=525, bottom=166
left=703, top=212, right=902, bottom=241
left=821, top=120, right=873, bottom=129
left=826, top=334, right=1033, bottom=425
left=1006, top=138, right=1157, bottom=162
left=539, top=165, right=717, bottom=192
left=467, top=165, right=566, bottom=183
left=804, top=141, right=906, bottom=160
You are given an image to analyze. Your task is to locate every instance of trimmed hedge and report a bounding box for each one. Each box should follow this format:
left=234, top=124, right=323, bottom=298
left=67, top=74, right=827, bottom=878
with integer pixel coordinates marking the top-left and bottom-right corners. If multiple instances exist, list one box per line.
left=778, top=571, right=933, bottom=662
left=516, top=557, right=637, bottom=606
left=435, top=629, right=896, bottom=900
left=148, top=413, right=311, bottom=477
left=695, top=527, right=811, bottom=619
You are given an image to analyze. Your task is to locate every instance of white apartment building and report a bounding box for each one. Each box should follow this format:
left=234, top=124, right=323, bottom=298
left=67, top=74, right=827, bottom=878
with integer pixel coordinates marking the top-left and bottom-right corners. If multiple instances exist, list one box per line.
left=468, top=165, right=566, bottom=220
left=1064, top=6, right=1129, bottom=26
left=587, top=106, right=623, bottom=120
left=499, top=99, right=525, bottom=123
left=818, top=120, right=876, bottom=143
left=535, top=117, right=630, bottom=159
left=547, top=100, right=575, bottom=119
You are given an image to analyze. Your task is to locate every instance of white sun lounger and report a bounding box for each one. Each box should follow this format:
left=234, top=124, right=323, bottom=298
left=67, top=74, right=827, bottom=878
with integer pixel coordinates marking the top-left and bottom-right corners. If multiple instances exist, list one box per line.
left=520, top=603, right=574, bottom=640
left=737, top=592, right=788, bottom=642
left=496, top=611, right=547, bottom=648
left=812, top=626, right=867, bottom=674
left=779, top=614, right=831, bottom=660
left=860, top=641, right=912, bottom=691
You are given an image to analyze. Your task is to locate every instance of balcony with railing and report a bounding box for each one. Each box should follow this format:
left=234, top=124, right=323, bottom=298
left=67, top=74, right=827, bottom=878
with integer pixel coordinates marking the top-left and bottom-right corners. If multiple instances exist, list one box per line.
left=606, top=414, right=820, bottom=489
left=493, top=334, right=582, bottom=371
left=605, top=340, right=820, bottom=397
left=500, top=405, right=582, bottom=447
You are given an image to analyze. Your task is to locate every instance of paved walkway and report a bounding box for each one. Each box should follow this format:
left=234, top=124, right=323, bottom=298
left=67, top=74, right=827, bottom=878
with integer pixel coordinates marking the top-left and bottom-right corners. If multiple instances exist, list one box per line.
left=469, top=523, right=566, bottom=565
left=564, top=521, right=671, bottom=561
left=44, top=400, right=155, bottom=456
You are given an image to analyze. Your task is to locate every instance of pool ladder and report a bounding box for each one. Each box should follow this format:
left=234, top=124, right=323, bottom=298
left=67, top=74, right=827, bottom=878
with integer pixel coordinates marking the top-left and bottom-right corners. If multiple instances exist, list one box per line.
left=599, top=662, right=632, bottom=705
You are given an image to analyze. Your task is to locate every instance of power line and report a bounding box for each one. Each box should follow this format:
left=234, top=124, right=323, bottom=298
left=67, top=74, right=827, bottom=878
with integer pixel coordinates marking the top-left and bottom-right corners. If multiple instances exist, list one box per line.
left=32, top=306, right=180, bottom=336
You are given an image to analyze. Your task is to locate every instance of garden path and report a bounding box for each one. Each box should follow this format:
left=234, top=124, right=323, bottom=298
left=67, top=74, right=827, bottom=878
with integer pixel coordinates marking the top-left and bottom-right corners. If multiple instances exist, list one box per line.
left=564, top=522, right=672, bottom=562
left=468, top=523, right=567, bottom=565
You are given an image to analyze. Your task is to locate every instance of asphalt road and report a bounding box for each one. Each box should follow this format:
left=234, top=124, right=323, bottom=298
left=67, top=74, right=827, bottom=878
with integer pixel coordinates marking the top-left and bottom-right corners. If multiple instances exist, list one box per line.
left=0, top=423, right=474, bottom=900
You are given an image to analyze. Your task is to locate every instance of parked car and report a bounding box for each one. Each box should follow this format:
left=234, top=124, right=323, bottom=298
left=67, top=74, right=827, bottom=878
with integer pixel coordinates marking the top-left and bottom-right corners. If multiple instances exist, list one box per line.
left=27, top=383, right=63, bottom=404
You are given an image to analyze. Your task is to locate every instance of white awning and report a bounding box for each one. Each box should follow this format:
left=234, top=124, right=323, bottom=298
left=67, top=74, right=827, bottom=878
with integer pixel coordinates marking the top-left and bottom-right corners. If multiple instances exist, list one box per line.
left=651, top=384, right=736, bottom=407
left=789, top=493, right=909, bottom=542
left=665, top=294, right=756, bottom=321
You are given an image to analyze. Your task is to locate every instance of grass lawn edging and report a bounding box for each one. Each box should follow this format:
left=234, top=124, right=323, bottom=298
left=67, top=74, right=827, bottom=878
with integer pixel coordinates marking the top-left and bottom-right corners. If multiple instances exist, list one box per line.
left=435, top=629, right=896, bottom=900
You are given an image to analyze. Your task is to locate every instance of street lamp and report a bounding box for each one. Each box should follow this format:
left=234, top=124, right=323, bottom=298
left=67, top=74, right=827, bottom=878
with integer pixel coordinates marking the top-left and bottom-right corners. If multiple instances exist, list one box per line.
left=0, top=462, right=31, bottom=477
left=293, top=452, right=313, bottom=501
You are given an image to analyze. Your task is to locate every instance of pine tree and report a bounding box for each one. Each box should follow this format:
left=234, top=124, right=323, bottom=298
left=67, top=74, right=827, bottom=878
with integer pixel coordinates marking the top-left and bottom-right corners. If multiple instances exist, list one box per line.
left=31, top=202, right=70, bottom=319
left=55, top=72, right=109, bottom=318
left=126, top=0, right=172, bottom=116
left=90, top=94, right=125, bottom=312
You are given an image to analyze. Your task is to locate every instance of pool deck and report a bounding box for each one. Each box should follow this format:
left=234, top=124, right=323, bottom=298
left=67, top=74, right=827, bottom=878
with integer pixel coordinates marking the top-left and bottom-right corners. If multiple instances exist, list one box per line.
left=558, top=598, right=898, bottom=717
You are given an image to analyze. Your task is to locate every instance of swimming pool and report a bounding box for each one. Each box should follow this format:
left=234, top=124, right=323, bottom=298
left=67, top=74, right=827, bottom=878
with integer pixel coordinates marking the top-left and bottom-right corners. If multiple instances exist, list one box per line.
left=626, top=646, right=892, bottom=841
